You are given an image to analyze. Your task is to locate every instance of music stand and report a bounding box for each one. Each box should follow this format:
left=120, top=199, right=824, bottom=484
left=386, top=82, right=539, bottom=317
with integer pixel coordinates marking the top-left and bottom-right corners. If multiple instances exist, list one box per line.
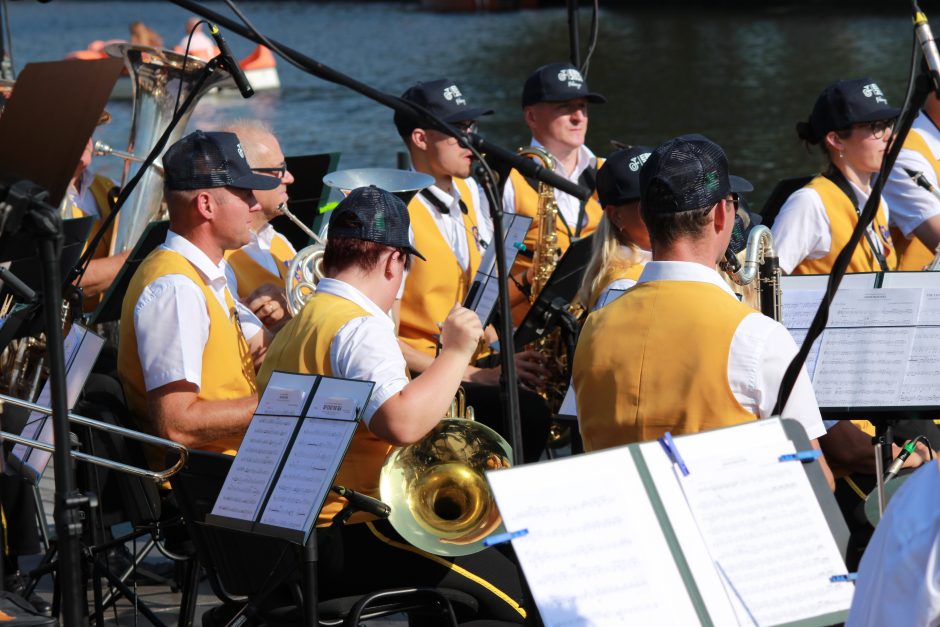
left=89, top=220, right=169, bottom=326
left=269, top=153, right=340, bottom=251
left=760, top=175, right=813, bottom=228
left=513, top=234, right=594, bottom=350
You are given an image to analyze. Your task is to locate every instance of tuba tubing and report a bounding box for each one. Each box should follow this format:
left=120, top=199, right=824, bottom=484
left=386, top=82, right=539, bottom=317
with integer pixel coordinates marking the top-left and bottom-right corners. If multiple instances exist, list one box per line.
left=0, top=392, right=188, bottom=482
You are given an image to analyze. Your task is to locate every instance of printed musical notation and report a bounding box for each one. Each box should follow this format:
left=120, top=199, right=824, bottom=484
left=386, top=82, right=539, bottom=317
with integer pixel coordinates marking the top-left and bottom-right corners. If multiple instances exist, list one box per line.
left=464, top=213, right=533, bottom=326
left=812, top=328, right=913, bottom=407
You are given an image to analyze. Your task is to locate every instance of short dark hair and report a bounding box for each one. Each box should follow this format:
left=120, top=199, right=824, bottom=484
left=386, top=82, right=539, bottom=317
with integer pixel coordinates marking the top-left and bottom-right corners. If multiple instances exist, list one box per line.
left=323, top=236, right=412, bottom=275
left=642, top=204, right=714, bottom=250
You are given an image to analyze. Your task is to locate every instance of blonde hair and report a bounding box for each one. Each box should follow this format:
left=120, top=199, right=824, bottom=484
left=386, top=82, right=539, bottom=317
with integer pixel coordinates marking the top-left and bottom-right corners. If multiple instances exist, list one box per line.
left=577, top=213, right=646, bottom=309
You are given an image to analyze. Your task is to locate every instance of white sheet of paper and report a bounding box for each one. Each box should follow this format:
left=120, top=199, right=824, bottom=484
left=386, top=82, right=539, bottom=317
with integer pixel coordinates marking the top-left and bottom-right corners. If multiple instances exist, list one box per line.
left=916, top=289, right=940, bottom=325
left=467, top=213, right=532, bottom=325
left=899, top=326, right=940, bottom=405
left=827, top=288, right=921, bottom=328
left=557, top=384, right=577, bottom=418
left=256, top=372, right=316, bottom=416
left=780, top=273, right=878, bottom=292
left=674, top=437, right=853, bottom=625
left=12, top=324, right=104, bottom=479
left=305, top=377, right=372, bottom=421
left=880, top=270, right=940, bottom=289
left=782, top=290, right=826, bottom=330
left=787, top=328, right=824, bottom=381
left=487, top=448, right=703, bottom=626
left=812, top=327, right=914, bottom=407
left=259, top=418, right=357, bottom=531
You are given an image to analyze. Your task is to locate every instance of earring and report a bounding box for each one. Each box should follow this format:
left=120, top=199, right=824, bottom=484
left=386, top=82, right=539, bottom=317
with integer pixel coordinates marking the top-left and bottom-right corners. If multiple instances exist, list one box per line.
left=839, top=151, right=845, bottom=159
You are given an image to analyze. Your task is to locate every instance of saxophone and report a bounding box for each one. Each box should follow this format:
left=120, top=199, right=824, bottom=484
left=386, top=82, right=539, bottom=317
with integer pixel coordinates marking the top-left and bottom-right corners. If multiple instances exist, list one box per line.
left=517, top=147, right=575, bottom=444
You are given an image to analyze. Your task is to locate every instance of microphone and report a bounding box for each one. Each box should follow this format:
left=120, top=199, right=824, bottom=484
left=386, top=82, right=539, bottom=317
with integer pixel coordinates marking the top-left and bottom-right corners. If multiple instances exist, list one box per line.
left=332, top=485, right=391, bottom=518
left=208, top=23, right=254, bottom=99
left=884, top=440, right=918, bottom=483
left=915, top=11, right=940, bottom=96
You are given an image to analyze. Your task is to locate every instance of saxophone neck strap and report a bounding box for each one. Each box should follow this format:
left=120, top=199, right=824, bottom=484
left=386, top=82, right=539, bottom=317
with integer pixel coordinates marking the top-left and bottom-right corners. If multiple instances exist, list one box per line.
left=821, top=168, right=889, bottom=272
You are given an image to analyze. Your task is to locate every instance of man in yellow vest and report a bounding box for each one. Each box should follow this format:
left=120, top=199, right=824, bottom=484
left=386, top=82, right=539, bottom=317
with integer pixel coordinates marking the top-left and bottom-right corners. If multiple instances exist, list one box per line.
left=884, top=93, right=940, bottom=270
left=393, top=78, right=552, bottom=462
left=256, top=186, right=532, bottom=624
left=117, top=130, right=277, bottom=463
left=573, top=135, right=830, bottom=479
left=504, top=62, right=606, bottom=324
left=222, top=120, right=296, bottom=332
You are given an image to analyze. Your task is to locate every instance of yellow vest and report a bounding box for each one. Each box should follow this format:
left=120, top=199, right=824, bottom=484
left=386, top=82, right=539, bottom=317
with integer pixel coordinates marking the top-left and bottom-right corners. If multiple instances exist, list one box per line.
left=792, top=176, right=897, bottom=275
left=399, top=178, right=483, bottom=356
left=257, top=291, right=395, bottom=527
left=587, top=261, right=645, bottom=311
left=508, top=160, right=604, bottom=323
left=573, top=280, right=757, bottom=452
left=68, top=174, right=118, bottom=311
left=893, top=130, right=939, bottom=271
left=118, top=248, right=257, bottom=466
left=224, top=231, right=295, bottom=299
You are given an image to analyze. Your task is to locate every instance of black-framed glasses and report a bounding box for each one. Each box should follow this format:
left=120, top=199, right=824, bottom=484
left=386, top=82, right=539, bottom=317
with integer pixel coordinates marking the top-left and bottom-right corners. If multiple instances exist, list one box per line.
left=853, top=119, right=895, bottom=140
left=452, top=120, right=478, bottom=134
left=252, top=162, right=287, bottom=178
left=725, top=193, right=739, bottom=211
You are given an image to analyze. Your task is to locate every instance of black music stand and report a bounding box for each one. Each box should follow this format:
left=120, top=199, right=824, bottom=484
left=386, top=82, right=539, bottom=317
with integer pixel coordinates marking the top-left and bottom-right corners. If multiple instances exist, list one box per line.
left=269, top=152, right=340, bottom=252
left=88, top=220, right=169, bottom=326
left=760, top=175, right=813, bottom=228
left=513, top=234, right=594, bottom=350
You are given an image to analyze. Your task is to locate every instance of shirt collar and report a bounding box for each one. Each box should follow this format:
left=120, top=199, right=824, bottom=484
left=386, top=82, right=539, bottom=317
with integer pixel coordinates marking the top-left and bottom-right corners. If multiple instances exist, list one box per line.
left=252, top=222, right=277, bottom=251
left=637, top=260, right=737, bottom=297
left=164, top=230, right=228, bottom=286
left=424, top=182, right=462, bottom=216
left=315, top=278, right=394, bottom=324
left=530, top=138, right=596, bottom=178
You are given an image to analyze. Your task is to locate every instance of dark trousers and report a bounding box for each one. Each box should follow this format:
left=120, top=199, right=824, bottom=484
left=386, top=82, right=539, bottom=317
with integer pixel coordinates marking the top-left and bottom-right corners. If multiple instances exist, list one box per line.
left=462, top=383, right=551, bottom=465
left=318, top=519, right=537, bottom=626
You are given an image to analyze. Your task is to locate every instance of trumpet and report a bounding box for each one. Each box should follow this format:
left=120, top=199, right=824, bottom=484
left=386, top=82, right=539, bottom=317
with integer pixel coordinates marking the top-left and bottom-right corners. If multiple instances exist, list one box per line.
left=0, top=393, right=188, bottom=482
left=93, top=140, right=147, bottom=164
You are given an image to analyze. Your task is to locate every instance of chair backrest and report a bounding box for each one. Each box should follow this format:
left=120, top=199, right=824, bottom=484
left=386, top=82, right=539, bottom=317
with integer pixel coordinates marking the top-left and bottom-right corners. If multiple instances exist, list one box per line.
left=169, top=449, right=299, bottom=601
left=760, top=175, right=814, bottom=228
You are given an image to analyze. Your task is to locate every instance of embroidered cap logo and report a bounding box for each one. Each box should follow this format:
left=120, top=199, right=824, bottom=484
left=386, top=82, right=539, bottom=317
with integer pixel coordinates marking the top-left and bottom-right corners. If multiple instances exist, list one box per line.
left=443, top=85, right=467, bottom=106
left=556, top=68, right=585, bottom=90
left=629, top=152, right=651, bottom=172
left=861, top=83, right=888, bottom=106
left=236, top=143, right=245, bottom=159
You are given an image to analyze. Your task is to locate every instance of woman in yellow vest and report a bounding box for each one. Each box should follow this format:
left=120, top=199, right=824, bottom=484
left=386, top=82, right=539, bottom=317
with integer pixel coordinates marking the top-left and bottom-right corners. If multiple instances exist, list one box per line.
left=577, top=145, right=653, bottom=311
left=772, top=78, right=899, bottom=275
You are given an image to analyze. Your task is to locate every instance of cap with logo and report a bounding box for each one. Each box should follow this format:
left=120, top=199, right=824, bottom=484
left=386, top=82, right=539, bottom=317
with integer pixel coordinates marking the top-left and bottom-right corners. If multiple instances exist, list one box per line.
left=805, top=78, right=900, bottom=142
left=596, top=145, right=653, bottom=206
left=521, top=62, right=606, bottom=107
left=163, top=130, right=280, bottom=192
left=328, top=186, right=426, bottom=260
left=640, top=134, right=753, bottom=214
left=394, top=78, right=494, bottom=137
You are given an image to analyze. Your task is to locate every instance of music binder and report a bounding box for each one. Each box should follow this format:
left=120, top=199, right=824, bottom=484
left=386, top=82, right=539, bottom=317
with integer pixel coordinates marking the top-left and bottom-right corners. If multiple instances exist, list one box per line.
left=206, top=371, right=374, bottom=545
left=486, top=418, right=851, bottom=627
left=463, top=212, right=533, bottom=327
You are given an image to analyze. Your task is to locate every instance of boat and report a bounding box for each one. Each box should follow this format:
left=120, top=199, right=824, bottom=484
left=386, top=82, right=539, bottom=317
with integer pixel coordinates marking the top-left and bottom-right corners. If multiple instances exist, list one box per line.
left=67, top=41, right=280, bottom=100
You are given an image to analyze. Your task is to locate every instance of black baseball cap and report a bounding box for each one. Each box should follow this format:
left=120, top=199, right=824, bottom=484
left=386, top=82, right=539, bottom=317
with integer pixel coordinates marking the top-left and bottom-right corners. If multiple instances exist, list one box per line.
left=596, top=146, right=653, bottom=206
left=805, top=78, right=900, bottom=142
left=163, top=130, right=280, bottom=192
left=328, top=186, right=426, bottom=260
left=640, top=134, right=753, bottom=214
left=394, top=78, right=494, bottom=137
left=521, top=62, right=606, bottom=108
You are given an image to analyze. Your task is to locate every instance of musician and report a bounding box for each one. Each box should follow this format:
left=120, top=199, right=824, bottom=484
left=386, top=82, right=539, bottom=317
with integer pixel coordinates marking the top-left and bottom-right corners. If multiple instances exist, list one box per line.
left=884, top=93, right=940, bottom=270
left=846, top=459, right=940, bottom=626
left=117, top=131, right=276, bottom=465
left=256, top=186, right=531, bottom=625
left=577, top=145, right=652, bottom=311
left=573, top=135, right=830, bottom=480
left=504, top=62, right=606, bottom=323
left=222, top=120, right=296, bottom=332
left=771, top=78, right=898, bottom=274
left=67, top=114, right=131, bottom=305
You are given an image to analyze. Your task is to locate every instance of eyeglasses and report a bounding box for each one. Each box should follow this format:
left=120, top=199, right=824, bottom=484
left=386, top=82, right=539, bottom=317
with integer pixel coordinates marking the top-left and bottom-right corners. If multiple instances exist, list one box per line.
left=452, top=121, right=478, bottom=134
left=252, top=162, right=288, bottom=178
left=853, top=119, right=895, bottom=140
left=725, top=193, right=739, bottom=211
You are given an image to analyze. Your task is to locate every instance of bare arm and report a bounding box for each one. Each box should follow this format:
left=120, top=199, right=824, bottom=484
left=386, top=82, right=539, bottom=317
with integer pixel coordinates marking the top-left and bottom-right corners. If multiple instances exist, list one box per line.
left=77, top=251, right=130, bottom=297
left=818, top=421, right=926, bottom=475
left=913, top=215, right=940, bottom=254
left=147, top=380, right=257, bottom=449
left=809, top=437, right=835, bottom=492
left=398, top=337, right=549, bottom=389
left=370, top=305, right=482, bottom=446
left=246, top=327, right=272, bottom=370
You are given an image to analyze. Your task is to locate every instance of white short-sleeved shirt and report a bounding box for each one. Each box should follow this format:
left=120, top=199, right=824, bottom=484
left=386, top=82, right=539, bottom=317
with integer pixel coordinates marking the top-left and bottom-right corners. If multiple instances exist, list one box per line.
left=316, top=278, right=409, bottom=425
left=636, top=261, right=826, bottom=439
left=847, top=461, right=940, bottom=627
left=240, top=223, right=297, bottom=277
left=133, top=231, right=264, bottom=392
left=501, top=139, right=597, bottom=233
left=884, top=112, right=940, bottom=238
left=66, top=169, right=103, bottom=218
left=403, top=178, right=493, bottom=293
left=772, top=180, right=889, bottom=274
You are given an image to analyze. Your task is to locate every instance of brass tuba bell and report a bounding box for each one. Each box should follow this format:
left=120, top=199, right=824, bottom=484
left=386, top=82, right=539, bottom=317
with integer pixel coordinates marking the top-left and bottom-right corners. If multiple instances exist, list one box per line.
left=379, top=390, right=513, bottom=557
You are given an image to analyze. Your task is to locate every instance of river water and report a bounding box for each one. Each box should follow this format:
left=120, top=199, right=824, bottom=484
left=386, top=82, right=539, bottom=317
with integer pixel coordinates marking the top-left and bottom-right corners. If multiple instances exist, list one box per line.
left=4, top=1, right=915, bottom=208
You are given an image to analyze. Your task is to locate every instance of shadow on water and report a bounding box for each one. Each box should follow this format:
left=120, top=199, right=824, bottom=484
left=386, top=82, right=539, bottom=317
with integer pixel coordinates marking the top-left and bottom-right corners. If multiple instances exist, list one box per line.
left=5, top=1, right=917, bottom=208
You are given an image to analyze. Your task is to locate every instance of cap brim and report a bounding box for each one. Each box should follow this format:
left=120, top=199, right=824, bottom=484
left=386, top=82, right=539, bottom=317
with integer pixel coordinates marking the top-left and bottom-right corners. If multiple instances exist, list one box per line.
left=525, top=91, right=607, bottom=106
left=228, top=172, right=281, bottom=191
left=853, top=106, right=901, bottom=124
left=729, top=175, right=753, bottom=193
left=406, top=245, right=426, bottom=261
left=443, top=107, right=495, bottom=123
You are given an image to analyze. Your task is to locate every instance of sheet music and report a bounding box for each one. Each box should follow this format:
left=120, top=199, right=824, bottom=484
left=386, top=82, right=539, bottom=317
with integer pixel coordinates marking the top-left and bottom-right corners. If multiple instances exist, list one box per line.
left=916, top=289, right=940, bottom=325
left=557, top=385, right=577, bottom=418
left=781, top=290, right=826, bottom=330
left=787, top=328, right=823, bottom=381
left=899, top=326, right=940, bottom=405
left=827, top=288, right=921, bottom=328
left=880, top=270, right=940, bottom=289
left=465, top=213, right=533, bottom=325
left=11, top=324, right=104, bottom=479
left=258, top=417, right=356, bottom=531
left=487, top=448, right=703, bottom=626
left=642, top=420, right=852, bottom=627
left=305, top=377, right=372, bottom=421
left=812, top=327, right=914, bottom=407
